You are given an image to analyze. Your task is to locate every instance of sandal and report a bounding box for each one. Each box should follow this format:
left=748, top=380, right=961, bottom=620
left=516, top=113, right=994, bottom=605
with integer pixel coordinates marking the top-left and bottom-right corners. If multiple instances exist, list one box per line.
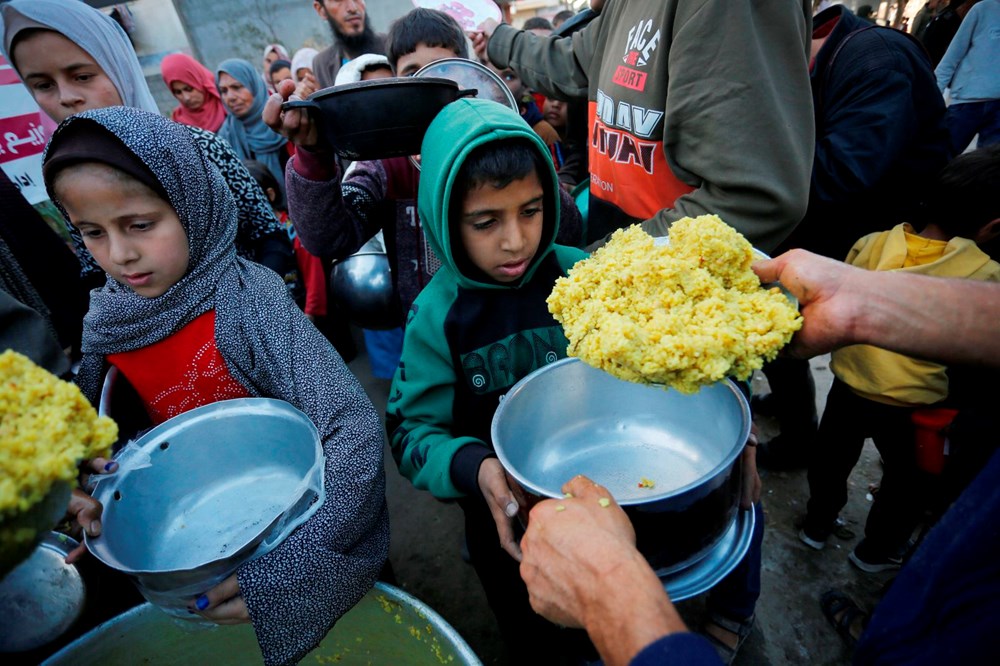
left=701, top=612, right=754, bottom=665
left=820, top=589, right=867, bottom=649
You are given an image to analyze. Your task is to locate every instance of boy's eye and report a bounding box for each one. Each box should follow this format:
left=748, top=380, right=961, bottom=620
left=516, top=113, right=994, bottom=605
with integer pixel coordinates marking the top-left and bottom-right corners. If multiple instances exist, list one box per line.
left=522, top=207, right=541, bottom=218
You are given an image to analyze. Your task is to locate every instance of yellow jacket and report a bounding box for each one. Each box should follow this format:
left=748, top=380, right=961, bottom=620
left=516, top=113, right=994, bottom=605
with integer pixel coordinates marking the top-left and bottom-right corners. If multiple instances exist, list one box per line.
left=831, top=224, right=1000, bottom=406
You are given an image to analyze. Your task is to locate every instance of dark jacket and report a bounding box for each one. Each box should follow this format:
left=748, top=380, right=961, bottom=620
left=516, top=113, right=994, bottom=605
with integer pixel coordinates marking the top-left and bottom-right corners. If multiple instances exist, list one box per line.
left=777, top=5, right=951, bottom=260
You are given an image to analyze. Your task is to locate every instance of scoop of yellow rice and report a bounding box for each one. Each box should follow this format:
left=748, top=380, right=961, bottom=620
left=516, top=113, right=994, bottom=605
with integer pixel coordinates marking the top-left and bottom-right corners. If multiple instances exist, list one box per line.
left=547, top=216, right=802, bottom=394
left=0, top=350, right=117, bottom=517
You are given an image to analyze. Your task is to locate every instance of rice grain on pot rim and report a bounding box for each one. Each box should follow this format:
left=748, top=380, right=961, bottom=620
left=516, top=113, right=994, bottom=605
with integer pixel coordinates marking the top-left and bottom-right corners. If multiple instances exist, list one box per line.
left=547, top=216, right=802, bottom=394
left=0, top=350, right=117, bottom=518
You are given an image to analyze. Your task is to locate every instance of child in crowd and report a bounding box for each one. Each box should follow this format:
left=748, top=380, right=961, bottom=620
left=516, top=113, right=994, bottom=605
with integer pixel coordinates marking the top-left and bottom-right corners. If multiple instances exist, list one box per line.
left=283, top=7, right=582, bottom=329
left=43, top=107, right=388, bottom=666
left=0, top=0, right=289, bottom=281
left=268, top=58, right=293, bottom=89
left=799, top=145, right=1000, bottom=572
left=243, top=159, right=327, bottom=323
left=385, top=97, right=590, bottom=662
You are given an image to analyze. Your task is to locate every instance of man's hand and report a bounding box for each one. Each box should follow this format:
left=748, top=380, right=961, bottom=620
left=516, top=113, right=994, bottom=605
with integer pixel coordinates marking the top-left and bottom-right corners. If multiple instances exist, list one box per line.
left=190, top=574, right=250, bottom=625
left=752, top=249, right=860, bottom=359
left=65, top=489, right=103, bottom=564
left=478, top=458, right=523, bottom=561
left=472, top=18, right=500, bottom=63
left=520, top=476, right=686, bottom=665
left=262, top=78, right=322, bottom=150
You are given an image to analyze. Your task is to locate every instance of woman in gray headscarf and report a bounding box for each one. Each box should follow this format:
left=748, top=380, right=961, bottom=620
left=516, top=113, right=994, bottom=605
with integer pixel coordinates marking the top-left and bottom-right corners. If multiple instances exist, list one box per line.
left=217, top=59, right=290, bottom=200
left=43, top=106, right=389, bottom=666
left=0, top=0, right=290, bottom=278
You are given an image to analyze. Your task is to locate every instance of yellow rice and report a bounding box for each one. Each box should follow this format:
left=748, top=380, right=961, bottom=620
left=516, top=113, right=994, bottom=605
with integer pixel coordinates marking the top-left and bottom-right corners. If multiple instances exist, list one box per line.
left=0, top=350, right=117, bottom=517
left=547, top=216, right=802, bottom=394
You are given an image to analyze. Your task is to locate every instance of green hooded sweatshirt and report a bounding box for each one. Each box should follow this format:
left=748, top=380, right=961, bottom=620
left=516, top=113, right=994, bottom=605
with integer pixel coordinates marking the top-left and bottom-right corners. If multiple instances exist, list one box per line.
left=386, top=98, right=587, bottom=500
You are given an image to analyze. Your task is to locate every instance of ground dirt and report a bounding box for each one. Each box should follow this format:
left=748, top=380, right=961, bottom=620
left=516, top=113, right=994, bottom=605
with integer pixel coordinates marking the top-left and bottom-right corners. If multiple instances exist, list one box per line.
left=349, top=348, right=900, bottom=666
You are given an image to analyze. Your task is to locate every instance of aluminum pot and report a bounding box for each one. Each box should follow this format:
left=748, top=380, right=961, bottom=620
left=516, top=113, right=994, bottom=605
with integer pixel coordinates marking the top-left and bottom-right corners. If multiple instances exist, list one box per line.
left=328, top=245, right=401, bottom=330
left=86, top=398, right=325, bottom=615
left=42, top=583, right=481, bottom=666
left=491, top=358, right=750, bottom=574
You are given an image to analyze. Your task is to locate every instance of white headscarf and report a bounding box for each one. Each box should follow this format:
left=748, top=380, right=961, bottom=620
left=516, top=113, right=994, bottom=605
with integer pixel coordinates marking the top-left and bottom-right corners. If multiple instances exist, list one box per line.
left=290, top=47, right=319, bottom=84
left=0, top=0, right=159, bottom=115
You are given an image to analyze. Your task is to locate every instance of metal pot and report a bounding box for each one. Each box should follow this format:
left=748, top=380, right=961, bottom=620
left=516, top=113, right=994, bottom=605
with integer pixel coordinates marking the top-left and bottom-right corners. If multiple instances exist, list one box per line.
left=328, top=235, right=401, bottom=330
left=491, top=357, right=750, bottom=575
left=86, top=398, right=325, bottom=616
left=41, top=583, right=481, bottom=666
left=282, top=77, right=476, bottom=160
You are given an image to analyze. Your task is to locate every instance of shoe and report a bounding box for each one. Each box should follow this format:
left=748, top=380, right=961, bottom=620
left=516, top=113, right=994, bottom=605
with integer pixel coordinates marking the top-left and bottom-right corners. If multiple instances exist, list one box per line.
left=798, top=528, right=827, bottom=550
left=848, top=540, right=903, bottom=573
left=820, top=589, right=867, bottom=649
left=701, top=612, right=754, bottom=665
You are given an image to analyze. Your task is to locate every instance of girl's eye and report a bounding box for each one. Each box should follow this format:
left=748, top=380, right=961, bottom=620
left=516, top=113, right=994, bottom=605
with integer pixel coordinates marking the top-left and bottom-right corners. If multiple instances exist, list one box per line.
left=131, top=221, right=154, bottom=232
left=79, top=228, right=104, bottom=239
left=472, top=219, right=496, bottom=231
left=31, top=80, right=54, bottom=92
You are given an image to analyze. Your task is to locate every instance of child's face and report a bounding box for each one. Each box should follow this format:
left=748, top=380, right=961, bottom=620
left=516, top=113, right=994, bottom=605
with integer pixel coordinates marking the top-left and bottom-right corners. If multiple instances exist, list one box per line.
left=458, top=170, right=544, bottom=283
left=543, top=98, right=567, bottom=131
left=13, top=30, right=123, bottom=122
left=395, top=43, right=462, bottom=77
left=58, top=165, right=189, bottom=298
left=270, top=67, right=293, bottom=88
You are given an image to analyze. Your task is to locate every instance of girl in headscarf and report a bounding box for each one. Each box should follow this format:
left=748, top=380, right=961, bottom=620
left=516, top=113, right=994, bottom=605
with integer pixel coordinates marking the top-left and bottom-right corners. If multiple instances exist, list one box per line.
left=42, top=106, right=389, bottom=666
left=160, top=52, right=227, bottom=133
left=0, top=0, right=290, bottom=279
left=217, top=59, right=291, bottom=199
left=290, top=46, right=320, bottom=97
left=262, top=42, right=290, bottom=93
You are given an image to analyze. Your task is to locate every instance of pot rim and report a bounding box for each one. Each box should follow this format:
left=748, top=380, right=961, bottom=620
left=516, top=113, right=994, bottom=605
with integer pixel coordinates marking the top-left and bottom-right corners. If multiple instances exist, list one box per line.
left=491, top=357, right=751, bottom=506
left=85, top=398, right=324, bottom=576
left=308, top=76, right=461, bottom=102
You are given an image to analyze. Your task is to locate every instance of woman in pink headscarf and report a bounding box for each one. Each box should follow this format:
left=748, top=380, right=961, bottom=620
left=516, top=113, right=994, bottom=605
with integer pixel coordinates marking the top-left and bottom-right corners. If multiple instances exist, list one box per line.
left=160, top=52, right=227, bottom=133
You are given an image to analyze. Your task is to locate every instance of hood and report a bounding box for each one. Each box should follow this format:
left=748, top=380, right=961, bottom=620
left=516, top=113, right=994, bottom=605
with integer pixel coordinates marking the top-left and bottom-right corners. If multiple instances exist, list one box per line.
left=417, top=97, right=561, bottom=290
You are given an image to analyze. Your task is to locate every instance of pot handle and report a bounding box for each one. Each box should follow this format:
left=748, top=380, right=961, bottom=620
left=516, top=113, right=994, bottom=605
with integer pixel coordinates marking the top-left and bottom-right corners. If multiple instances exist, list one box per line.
left=456, top=88, right=479, bottom=99
left=281, top=99, right=321, bottom=112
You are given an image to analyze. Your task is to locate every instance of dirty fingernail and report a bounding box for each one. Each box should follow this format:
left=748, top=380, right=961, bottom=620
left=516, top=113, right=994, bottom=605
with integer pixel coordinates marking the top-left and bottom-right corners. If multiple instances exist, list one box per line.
left=196, top=595, right=209, bottom=611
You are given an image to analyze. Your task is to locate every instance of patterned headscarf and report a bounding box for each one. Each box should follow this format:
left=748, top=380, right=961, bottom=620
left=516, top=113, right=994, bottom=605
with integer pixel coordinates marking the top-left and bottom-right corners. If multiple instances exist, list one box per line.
left=161, top=52, right=228, bottom=133
left=216, top=58, right=288, bottom=196
left=0, top=0, right=159, bottom=115
left=44, top=106, right=389, bottom=665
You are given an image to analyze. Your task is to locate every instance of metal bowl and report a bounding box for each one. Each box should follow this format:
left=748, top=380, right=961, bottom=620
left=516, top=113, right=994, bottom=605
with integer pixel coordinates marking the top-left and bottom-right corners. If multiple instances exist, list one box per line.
left=42, top=583, right=481, bottom=666
left=492, top=357, right=750, bottom=573
left=329, top=251, right=401, bottom=330
left=0, top=531, right=85, bottom=653
left=86, top=398, right=324, bottom=615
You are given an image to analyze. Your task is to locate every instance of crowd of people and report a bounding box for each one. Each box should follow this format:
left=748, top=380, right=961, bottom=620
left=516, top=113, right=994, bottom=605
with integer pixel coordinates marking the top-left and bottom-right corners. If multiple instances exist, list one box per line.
left=1, top=0, right=998, bottom=665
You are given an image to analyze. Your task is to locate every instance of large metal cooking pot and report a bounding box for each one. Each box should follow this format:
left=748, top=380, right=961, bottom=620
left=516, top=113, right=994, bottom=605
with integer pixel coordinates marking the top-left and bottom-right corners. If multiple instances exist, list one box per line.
left=492, top=358, right=751, bottom=575
left=328, top=236, right=401, bottom=330
left=86, top=398, right=324, bottom=616
left=41, top=583, right=481, bottom=665
left=282, top=77, right=476, bottom=160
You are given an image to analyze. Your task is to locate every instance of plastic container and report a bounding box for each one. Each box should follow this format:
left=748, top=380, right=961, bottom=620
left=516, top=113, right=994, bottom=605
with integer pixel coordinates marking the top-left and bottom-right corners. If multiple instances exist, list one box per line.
left=911, top=407, right=958, bottom=475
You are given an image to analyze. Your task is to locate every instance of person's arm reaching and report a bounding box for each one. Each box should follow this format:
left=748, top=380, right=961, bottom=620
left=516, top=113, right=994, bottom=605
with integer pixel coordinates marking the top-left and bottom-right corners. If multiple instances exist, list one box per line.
left=520, top=475, right=720, bottom=665
left=753, top=249, right=1000, bottom=366
left=483, top=18, right=600, bottom=100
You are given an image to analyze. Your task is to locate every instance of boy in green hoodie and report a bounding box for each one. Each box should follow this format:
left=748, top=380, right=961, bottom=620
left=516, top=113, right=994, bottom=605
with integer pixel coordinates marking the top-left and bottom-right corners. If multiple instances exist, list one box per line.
left=386, top=98, right=590, bottom=660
